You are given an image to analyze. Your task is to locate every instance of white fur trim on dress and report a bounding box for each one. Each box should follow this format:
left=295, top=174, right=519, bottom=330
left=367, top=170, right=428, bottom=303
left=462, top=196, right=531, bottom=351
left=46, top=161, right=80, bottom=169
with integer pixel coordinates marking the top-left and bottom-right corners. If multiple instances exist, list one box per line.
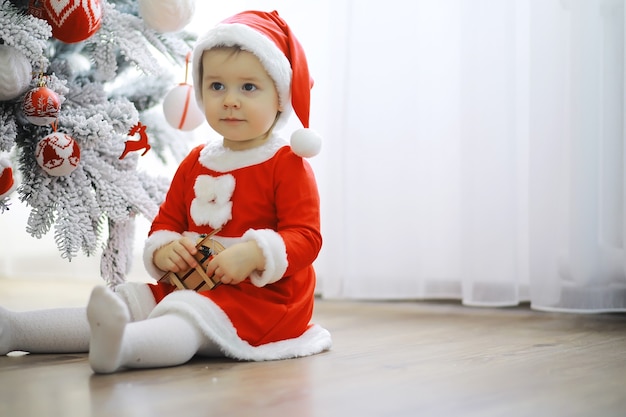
left=149, top=290, right=332, bottom=361
left=143, top=230, right=184, bottom=279
left=198, top=134, right=287, bottom=173
left=190, top=174, right=235, bottom=228
left=242, top=228, right=288, bottom=287
left=113, top=282, right=157, bottom=322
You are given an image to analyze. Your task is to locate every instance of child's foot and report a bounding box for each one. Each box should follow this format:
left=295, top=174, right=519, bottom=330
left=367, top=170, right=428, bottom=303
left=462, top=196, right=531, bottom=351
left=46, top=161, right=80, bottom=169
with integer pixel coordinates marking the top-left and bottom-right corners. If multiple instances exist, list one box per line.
left=87, top=286, right=130, bottom=374
left=0, top=306, right=13, bottom=355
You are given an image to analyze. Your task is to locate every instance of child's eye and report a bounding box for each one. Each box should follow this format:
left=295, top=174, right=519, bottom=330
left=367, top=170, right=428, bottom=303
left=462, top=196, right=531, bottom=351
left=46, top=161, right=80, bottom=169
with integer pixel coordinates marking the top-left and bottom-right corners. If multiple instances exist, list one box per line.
left=210, top=82, right=225, bottom=91
left=242, top=83, right=257, bottom=92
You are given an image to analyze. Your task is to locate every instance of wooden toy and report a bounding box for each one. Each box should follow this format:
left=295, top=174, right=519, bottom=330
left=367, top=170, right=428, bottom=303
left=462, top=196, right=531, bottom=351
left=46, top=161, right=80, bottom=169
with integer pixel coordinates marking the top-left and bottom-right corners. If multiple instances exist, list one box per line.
left=158, top=229, right=225, bottom=291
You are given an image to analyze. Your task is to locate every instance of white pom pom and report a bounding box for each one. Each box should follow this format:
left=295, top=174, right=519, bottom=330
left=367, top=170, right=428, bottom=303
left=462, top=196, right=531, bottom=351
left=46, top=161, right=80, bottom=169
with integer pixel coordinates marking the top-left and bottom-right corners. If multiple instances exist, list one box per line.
left=139, top=0, right=195, bottom=33
left=291, top=128, right=322, bottom=158
left=0, top=45, right=32, bottom=101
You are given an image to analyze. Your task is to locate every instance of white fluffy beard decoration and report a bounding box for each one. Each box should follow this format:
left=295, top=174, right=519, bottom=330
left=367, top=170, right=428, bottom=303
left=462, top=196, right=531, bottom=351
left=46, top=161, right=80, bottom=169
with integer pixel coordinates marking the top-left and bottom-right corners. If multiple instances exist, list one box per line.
left=138, top=0, right=196, bottom=33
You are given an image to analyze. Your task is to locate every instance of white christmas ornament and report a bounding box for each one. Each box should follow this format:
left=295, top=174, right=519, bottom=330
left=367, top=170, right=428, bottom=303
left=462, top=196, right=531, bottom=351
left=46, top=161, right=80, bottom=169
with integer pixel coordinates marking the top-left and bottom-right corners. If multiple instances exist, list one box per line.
left=163, top=83, right=205, bottom=131
left=138, top=0, right=195, bottom=33
left=35, top=132, right=81, bottom=176
left=291, top=128, right=322, bottom=158
left=0, top=45, right=33, bottom=101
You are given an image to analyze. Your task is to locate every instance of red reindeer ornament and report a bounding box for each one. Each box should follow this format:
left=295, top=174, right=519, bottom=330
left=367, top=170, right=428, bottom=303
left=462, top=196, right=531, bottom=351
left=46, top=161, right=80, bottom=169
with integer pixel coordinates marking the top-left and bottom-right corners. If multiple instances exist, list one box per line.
left=120, top=122, right=151, bottom=159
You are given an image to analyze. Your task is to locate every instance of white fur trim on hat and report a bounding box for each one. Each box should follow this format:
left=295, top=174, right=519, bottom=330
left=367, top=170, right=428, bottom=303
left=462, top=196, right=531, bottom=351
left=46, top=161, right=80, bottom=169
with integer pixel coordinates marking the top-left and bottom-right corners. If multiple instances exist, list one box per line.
left=192, top=23, right=293, bottom=128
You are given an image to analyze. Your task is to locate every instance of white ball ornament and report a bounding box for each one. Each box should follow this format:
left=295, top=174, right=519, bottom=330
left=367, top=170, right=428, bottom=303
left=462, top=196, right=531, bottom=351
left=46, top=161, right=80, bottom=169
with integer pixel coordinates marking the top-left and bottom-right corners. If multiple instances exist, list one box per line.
left=139, top=0, right=196, bottom=33
left=291, top=129, right=322, bottom=158
left=0, top=45, right=33, bottom=101
left=35, top=132, right=81, bottom=176
left=163, top=83, right=205, bottom=131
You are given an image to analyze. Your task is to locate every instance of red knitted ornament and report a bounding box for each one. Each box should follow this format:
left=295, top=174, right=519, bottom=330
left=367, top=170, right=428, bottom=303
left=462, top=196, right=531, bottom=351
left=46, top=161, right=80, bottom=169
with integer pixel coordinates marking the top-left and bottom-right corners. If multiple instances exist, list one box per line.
left=43, top=0, right=103, bottom=43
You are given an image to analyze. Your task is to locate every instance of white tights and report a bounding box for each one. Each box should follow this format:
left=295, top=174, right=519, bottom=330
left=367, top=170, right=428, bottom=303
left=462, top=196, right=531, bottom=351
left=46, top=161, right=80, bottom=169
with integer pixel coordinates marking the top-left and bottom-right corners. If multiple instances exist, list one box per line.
left=1, top=286, right=215, bottom=374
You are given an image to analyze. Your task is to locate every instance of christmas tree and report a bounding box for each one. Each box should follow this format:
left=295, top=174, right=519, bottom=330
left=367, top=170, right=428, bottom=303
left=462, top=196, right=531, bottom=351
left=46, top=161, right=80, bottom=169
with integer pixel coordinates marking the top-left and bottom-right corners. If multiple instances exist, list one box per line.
left=0, top=0, right=199, bottom=286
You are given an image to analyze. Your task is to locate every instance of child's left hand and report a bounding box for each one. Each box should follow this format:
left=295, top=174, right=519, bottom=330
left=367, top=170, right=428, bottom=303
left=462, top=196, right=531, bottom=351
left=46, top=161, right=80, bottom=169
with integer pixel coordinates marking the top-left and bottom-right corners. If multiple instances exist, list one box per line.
left=206, top=241, right=265, bottom=285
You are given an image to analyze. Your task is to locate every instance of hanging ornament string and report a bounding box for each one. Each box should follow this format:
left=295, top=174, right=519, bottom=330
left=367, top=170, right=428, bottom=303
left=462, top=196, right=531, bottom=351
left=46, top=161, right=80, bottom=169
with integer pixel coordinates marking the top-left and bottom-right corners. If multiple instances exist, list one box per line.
left=176, top=52, right=194, bottom=130
left=184, top=51, right=191, bottom=84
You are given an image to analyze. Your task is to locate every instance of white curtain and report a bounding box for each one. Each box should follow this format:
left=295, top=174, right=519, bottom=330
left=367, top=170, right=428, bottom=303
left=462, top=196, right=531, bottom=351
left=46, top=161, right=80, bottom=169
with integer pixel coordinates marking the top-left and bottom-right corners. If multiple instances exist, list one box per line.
left=314, top=0, right=626, bottom=313
left=1, top=0, right=623, bottom=313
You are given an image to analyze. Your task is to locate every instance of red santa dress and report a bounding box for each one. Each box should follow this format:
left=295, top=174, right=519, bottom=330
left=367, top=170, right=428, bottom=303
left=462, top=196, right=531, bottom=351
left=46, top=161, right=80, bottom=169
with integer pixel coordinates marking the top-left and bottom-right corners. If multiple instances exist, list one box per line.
left=116, top=134, right=331, bottom=360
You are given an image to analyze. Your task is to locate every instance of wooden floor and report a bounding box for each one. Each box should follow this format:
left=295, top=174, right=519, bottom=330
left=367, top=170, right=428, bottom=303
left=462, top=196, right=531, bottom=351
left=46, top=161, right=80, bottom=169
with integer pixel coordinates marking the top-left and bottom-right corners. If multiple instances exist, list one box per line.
left=1, top=277, right=625, bottom=417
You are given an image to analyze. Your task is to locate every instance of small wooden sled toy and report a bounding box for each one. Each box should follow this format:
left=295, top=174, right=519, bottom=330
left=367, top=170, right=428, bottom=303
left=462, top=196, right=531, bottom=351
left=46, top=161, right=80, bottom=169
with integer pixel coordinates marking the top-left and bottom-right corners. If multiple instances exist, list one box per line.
left=158, top=229, right=225, bottom=292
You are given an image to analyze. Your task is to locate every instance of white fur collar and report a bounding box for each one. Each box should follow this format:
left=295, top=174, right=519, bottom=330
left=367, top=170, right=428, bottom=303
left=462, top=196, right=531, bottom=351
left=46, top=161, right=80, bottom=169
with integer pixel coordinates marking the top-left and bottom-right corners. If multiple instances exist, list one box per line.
left=198, top=134, right=288, bottom=172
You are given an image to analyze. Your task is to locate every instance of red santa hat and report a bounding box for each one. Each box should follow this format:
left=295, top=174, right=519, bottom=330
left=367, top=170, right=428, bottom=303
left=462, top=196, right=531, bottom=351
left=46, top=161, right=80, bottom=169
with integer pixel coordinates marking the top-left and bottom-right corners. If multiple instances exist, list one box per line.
left=191, top=10, right=321, bottom=157
left=0, top=158, right=16, bottom=200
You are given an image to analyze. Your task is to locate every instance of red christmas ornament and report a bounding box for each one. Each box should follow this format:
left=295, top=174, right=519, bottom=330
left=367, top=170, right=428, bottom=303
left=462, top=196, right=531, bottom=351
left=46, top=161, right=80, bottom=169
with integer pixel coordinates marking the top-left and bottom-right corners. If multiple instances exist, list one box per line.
left=0, top=158, right=15, bottom=199
left=43, top=0, right=103, bottom=44
left=35, top=132, right=81, bottom=176
left=23, top=86, right=61, bottom=126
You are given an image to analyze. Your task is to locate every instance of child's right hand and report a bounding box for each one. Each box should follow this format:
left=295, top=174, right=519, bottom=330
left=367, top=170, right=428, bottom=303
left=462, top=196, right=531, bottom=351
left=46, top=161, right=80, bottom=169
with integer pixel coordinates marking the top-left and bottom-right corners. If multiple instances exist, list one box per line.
left=153, top=237, right=199, bottom=273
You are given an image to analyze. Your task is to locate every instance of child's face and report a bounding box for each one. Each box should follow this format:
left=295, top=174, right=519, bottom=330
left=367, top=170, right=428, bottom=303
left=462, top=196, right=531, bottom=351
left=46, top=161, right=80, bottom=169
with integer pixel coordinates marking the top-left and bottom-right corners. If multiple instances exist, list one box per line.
left=201, top=48, right=282, bottom=150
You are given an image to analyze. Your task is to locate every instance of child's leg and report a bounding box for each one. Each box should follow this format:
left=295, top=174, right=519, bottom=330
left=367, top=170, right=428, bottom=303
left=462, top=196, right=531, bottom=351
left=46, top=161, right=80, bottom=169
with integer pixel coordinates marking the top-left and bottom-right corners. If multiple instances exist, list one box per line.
left=87, top=286, right=205, bottom=374
left=0, top=306, right=89, bottom=355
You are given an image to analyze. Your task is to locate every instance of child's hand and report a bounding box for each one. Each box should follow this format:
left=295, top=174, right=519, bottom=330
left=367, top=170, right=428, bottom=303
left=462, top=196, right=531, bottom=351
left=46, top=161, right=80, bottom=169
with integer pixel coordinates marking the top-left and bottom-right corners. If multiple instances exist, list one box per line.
left=206, top=241, right=265, bottom=285
left=153, top=237, right=199, bottom=273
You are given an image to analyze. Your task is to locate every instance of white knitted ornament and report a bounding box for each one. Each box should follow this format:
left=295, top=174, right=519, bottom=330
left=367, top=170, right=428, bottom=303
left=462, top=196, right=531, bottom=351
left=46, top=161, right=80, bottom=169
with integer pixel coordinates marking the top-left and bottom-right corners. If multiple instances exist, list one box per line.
left=35, top=132, right=81, bottom=176
left=0, top=45, right=33, bottom=101
left=138, top=0, right=195, bottom=33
